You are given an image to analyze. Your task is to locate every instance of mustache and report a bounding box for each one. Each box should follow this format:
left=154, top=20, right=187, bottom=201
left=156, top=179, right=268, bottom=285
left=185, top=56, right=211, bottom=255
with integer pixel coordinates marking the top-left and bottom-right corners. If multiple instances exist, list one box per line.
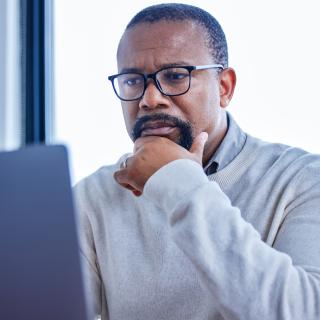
left=132, top=113, right=182, bottom=140
left=132, top=113, right=194, bottom=150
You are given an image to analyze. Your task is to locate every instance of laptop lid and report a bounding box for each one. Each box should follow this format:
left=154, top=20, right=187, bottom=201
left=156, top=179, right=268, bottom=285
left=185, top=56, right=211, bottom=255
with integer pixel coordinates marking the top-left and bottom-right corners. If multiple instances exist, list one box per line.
left=0, top=145, right=89, bottom=320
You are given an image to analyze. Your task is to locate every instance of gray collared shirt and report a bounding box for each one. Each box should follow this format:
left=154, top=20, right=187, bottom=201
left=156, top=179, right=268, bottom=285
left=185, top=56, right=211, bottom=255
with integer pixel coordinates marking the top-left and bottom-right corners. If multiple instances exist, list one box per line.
left=204, top=113, right=247, bottom=175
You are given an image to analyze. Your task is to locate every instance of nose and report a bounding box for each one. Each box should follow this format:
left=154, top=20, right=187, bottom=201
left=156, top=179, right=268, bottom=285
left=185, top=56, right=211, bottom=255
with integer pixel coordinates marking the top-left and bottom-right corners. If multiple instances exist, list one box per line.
left=138, top=79, right=169, bottom=111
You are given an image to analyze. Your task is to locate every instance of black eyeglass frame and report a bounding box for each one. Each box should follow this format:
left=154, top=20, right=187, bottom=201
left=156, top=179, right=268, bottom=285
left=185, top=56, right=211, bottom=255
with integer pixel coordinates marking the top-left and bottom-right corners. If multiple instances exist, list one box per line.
left=108, top=64, right=224, bottom=101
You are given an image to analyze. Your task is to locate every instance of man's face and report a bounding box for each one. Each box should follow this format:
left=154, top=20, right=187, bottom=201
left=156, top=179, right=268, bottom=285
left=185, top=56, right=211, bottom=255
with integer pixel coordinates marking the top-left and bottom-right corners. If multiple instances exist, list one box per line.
left=117, top=20, right=228, bottom=161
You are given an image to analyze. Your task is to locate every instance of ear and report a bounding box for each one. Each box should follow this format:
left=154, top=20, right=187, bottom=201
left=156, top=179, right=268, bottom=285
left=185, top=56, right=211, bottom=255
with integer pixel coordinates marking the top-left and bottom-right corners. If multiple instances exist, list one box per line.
left=219, top=68, right=236, bottom=108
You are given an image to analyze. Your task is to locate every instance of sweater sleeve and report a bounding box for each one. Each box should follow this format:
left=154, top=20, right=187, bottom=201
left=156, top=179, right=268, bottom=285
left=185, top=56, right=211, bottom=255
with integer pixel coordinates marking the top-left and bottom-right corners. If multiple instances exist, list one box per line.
left=144, top=159, right=320, bottom=320
left=74, top=180, right=109, bottom=320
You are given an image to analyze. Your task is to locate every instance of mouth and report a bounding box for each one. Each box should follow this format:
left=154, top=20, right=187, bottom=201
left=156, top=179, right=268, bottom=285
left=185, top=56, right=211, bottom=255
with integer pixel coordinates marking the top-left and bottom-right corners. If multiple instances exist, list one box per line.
left=140, top=121, right=178, bottom=137
left=132, top=113, right=194, bottom=150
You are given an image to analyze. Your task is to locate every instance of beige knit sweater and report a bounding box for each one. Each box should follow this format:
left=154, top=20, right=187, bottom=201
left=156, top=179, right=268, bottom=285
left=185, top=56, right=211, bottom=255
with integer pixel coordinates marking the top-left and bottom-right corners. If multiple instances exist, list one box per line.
left=75, top=132, right=320, bottom=320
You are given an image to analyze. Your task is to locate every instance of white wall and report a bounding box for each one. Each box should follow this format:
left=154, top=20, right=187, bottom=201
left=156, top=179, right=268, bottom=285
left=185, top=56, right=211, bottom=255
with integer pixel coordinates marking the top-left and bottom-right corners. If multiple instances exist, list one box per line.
left=54, top=0, right=320, bottom=183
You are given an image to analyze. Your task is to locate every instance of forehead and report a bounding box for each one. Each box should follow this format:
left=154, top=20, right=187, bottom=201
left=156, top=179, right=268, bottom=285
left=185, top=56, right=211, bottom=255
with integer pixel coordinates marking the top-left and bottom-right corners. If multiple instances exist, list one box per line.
left=117, top=21, right=213, bottom=72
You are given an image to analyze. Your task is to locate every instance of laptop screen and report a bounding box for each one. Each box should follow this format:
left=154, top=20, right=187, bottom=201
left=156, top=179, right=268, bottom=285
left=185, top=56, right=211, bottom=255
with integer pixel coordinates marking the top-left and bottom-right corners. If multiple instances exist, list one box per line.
left=0, top=145, right=89, bottom=320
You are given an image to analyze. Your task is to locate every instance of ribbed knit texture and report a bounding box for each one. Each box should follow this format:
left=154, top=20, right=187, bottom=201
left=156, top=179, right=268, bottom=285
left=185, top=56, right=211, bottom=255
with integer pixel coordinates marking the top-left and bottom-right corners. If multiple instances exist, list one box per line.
left=74, top=133, right=320, bottom=320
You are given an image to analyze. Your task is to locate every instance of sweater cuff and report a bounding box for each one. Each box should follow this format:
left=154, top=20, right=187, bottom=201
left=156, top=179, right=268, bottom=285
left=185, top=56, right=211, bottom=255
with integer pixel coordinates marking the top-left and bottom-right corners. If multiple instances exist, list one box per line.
left=144, top=159, right=208, bottom=212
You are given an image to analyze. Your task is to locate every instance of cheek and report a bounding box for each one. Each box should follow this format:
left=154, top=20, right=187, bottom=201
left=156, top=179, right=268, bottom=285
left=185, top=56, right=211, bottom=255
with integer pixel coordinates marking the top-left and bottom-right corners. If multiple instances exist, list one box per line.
left=183, top=93, right=219, bottom=134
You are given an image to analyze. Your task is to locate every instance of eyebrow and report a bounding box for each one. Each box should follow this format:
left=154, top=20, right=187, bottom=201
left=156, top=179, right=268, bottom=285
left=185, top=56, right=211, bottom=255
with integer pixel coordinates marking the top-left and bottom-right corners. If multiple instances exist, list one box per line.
left=119, top=61, right=191, bottom=74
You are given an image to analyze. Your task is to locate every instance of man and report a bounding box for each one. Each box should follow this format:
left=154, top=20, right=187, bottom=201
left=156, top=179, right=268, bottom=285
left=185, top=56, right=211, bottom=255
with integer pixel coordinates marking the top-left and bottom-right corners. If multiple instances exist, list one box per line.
left=75, top=3, right=320, bottom=320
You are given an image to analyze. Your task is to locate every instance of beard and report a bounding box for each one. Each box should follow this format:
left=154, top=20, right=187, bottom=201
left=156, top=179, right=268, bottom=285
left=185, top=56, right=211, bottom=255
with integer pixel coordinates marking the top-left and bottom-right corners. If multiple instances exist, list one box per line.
left=132, top=113, right=194, bottom=150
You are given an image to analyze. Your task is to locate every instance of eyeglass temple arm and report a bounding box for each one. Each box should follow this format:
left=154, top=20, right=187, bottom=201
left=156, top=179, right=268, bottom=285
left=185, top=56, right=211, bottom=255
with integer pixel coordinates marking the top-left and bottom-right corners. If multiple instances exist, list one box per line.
left=194, top=64, right=224, bottom=71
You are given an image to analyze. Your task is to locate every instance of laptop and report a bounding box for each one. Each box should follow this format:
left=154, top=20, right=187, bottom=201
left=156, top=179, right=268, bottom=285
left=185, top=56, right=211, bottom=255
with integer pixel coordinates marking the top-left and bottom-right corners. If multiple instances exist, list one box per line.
left=0, top=145, right=89, bottom=320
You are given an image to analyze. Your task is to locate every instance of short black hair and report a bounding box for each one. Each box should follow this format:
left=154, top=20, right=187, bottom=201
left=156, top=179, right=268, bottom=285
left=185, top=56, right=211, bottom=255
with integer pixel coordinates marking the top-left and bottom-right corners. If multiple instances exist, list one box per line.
left=126, top=3, right=228, bottom=68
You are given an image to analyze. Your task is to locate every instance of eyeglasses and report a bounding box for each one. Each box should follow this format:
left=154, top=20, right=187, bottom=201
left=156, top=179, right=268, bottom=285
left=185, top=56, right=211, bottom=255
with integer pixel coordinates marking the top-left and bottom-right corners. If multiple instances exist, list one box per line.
left=108, top=64, right=224, bottom=101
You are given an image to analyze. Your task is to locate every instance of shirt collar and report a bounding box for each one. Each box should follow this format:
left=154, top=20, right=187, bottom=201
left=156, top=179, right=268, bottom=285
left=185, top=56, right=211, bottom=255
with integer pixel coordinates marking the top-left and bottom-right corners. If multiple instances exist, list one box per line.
left=204, top=112, right=247, bottom=175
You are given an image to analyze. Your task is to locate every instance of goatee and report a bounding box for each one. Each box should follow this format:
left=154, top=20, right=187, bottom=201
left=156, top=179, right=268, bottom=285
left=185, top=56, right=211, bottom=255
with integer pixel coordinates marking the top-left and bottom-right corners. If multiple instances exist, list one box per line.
left=132, top=113, right=194, bottom=150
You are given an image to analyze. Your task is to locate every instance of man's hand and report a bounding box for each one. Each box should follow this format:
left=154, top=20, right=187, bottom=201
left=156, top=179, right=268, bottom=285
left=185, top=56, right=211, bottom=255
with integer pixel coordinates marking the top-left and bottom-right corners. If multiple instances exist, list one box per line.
left=113, top=132, right=208, bottom=196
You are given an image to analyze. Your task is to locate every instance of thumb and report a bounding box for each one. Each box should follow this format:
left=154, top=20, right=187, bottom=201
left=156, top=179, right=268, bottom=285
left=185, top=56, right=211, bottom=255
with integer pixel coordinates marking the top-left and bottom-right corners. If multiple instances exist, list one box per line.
left=189, top=132, right=208, bottom=159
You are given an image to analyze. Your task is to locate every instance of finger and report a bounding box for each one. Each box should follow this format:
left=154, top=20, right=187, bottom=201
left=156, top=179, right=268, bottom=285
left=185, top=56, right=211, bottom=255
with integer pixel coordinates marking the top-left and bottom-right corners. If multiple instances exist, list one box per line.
left=113, top=170, right=142, bottom=193
left=118, top=182, right=142, bottom=196
left=189, top=132, right=208, bottom=158
left=133, top=136, right=158, bottom=153
left=114, top=169, right=131, bottom=187
left=114, top=170, right=128, bottom=187
left=133, top=137, right=147, bottom=153
left=132, top=190, right=142, bottom=197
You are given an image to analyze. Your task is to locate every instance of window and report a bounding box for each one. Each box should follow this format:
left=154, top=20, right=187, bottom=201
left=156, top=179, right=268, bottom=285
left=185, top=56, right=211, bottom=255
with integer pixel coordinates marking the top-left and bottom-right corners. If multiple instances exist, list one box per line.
left=0, top=0, right=54, bottom=151
left=0, top=0, right=21, bottom=151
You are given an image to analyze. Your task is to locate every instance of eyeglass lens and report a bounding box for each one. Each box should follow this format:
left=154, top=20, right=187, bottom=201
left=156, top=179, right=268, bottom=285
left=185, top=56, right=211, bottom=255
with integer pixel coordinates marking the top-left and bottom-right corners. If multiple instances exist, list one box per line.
left=113, top=67, right=191, bottom=100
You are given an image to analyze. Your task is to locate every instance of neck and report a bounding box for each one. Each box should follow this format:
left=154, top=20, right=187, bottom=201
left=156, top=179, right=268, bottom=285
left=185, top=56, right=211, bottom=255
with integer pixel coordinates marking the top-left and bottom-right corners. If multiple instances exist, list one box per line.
left=202, top=113, right=228, bottom=167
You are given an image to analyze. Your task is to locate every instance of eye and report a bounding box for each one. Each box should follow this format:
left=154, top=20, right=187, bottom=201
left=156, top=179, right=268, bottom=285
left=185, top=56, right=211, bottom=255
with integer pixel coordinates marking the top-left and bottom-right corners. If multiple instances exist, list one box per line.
left=122, top=75, right=143, bottom=86
left=160, top=68, right=190, bottom=83
left=164, top=71, right=188, bottom=81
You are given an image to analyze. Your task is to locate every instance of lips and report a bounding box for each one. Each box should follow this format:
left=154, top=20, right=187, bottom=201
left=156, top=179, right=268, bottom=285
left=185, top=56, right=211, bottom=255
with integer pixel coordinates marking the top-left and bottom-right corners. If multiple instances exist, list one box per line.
left=140, top=121, right=177, bottom=137
left=132, top=113, right=193, bottom=149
